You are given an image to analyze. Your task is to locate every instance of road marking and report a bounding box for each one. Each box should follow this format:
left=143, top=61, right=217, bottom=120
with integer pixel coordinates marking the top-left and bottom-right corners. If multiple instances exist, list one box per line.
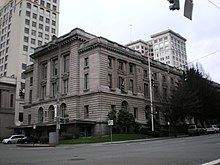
left=202, top=158, right=220, bottom=165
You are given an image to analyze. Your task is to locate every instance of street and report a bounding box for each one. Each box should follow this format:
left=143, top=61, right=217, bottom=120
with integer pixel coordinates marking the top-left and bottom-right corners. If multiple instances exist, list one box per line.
left=1, top=134, right=220, bottom=165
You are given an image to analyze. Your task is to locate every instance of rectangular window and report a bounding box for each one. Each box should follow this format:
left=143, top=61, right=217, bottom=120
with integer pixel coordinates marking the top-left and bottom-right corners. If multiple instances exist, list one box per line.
left=28, top=114, right=31, bottom=125
left=39, top=24, right=43, bottom=29
left=163, top=88, right=167, bottom=99
left=30, top=77, right=33, bottom=86
left=23, top=45, right=28, bottom=51
left=108, top=74, right=112, bottom=88
left=52, top=59, right=58, bottom=76
left=45, top=26, right=49, bottom=32
left=19, top=112, right=23, bottom=122
left=32, top=21, right=36, bottom=27
left=51, top=28, right=55, bottom=34
left=84, top=105, right=89, bottom=119
left=134, top=108, right=138, bottom=119
left=27, top=3, right=31, bottom=9
left=129, top=64, right=133, bottom=74
left=22, top=63, right=27, bottom=70
left=26, top=11, right=30, bottom=17
left=31, top=38, right=36, bottom=44
left=38, top=32, right=43, bottom=38
left=119, top=76, right=124, bottom=91
left=31, top=30, right=36, bottom=36
left=154, top=86, right=159, bottom=98
left=144, top=83, right=149, bottom=97
left=52, top=20, right=56, bottom=26
left=33, top=13, right=37, bottom=19
left=42, top=62, right=47, bottom=79
left=84, top=73, right=88, bottom=89
left=111, top=105, right=116, bottom=111
left=39, top=15, right=43, bottom=21
left=46, top=18, right=50, bottom=23
left=41, top=85, right=46, bottom=99
left=108, top=57, right=112, bottom=68
left=38, top=40, right=42, bottom=46
left=63, top=79, right=68, bottom=94
left=25, top=19, right=30, bottom=25
left=129, top=79, right=134, bottom=92
left=45, top=34, right=49, bottom=40
left=84, top=57, right=88, bottom=67
left=10, top=94, right=13, bottom=107
left=29, top=90, right=32, bottom=103
left=63, top=55, right=69, bottom=73
left=24, top=27, right=29, bottom=34
left=118, top=61, right=123, bottom=70
left=144, top=70, right=148, bottom=78
left=51, top=82, right=57, bottom=97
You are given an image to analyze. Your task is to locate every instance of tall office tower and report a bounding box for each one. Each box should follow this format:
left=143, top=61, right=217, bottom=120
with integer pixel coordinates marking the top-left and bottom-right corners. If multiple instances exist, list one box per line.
left=150, top=29, right=187, bottom=70
left=0, top=0, right=60, bottom=125
left=127, top=30, right=187, bottom=70
left=126, top=40, right=154, bottom=58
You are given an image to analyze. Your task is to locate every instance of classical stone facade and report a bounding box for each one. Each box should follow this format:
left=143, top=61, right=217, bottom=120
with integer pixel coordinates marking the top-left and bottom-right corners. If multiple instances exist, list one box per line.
left=22, top=28, right=182, bottom=138
left=0, top=77, right=16, bottom=139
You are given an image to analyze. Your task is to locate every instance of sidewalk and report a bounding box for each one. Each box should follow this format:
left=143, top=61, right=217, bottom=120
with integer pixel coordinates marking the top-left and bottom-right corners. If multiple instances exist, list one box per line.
left=16, top=135, right=188, bottom=148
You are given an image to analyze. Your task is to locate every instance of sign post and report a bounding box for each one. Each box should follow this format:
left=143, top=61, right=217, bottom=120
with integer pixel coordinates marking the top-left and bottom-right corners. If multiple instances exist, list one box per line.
left=108, top=120, right=114, bottom=142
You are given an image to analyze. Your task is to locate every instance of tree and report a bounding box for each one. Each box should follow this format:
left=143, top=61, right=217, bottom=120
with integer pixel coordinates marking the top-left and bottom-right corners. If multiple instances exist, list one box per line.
left=163, top=80, right=201, bottom=137
left=117, top=109, right=135, bottom=133
left=107, top=109, right=135, bottom=134
left=187, top=64, right=220, bottom=125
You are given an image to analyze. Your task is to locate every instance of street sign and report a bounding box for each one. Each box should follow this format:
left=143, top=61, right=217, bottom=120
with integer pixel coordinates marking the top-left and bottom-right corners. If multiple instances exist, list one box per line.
left=184, top=0, right=193, bottom=20
left=108, top=120, right=114, bottom=126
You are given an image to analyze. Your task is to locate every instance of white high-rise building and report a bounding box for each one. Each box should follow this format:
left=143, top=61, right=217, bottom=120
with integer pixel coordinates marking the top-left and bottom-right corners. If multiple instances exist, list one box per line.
left=150, top=29, right=187, bottom=70
left=0, top=0, right=60, bottom=125
left=126, top=30, right=187, bottom=70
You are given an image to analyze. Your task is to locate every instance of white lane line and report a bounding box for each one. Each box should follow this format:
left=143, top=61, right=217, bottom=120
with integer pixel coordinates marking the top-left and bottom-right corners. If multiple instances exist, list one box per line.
left=202, top=158, right=220, bottom=165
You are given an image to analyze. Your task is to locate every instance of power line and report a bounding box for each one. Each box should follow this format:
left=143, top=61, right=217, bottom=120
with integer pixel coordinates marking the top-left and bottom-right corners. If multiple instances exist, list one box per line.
left=188, top=49, right=220, bottom=64
left=207, top=0, right=220, bottom=10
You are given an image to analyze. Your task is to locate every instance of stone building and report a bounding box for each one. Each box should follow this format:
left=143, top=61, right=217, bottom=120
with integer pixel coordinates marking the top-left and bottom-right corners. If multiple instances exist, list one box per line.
left=0, top=76, right=16, bottom=139
left=22, top=28, right=182, bottom=138
left=0, top=0, right=60, bottom=126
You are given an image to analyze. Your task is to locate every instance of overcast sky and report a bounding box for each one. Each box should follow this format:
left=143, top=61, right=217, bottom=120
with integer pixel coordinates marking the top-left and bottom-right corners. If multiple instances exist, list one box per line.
left=59, top=0, right=220, bottom=83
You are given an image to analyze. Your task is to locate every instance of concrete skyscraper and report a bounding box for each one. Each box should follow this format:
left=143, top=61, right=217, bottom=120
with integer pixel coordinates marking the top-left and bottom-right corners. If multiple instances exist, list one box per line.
left=127, top=29, right=187, bottom=70
left=0, top=0, right=60, bottom=125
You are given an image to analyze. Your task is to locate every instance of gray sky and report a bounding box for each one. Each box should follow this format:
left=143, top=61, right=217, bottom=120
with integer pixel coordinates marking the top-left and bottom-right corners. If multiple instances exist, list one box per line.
left=59, top=0, right=220, bottom=83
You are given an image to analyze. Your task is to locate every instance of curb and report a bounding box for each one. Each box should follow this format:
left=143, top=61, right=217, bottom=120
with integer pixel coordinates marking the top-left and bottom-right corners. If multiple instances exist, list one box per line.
left=16, top=144, right=53, bottom=147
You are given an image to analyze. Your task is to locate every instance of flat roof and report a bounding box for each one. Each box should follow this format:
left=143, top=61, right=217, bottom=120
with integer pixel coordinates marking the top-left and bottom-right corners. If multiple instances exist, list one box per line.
left=151, top=29, right=186, bottom=41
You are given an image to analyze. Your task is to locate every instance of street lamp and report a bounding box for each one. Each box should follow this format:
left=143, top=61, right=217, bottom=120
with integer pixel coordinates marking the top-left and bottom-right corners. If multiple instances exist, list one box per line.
left=148, top=54, right=154, bottom=132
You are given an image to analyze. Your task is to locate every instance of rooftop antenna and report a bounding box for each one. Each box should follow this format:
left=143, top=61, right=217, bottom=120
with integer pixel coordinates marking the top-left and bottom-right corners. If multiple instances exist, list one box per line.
left=129, top=24, right=132, bottom=43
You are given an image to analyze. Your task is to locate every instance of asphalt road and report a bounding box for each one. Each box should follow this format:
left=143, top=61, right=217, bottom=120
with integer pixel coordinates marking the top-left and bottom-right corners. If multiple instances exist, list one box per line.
left=1, top=134, right=220, bottom=165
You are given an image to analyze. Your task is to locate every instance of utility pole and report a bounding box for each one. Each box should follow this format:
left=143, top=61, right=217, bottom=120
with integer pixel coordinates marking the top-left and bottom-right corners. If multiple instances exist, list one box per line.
left=148, top=54, right=154, bottom=132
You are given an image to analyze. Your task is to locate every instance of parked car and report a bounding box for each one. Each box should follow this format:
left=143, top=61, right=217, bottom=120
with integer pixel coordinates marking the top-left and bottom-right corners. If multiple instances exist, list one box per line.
left=206, top=125, right=220, bottom=134
left=17, top=136, right=41, bottom=144
left=188, top=125, right=206, bottom=136
left=2, top=135, right=25, bottom=144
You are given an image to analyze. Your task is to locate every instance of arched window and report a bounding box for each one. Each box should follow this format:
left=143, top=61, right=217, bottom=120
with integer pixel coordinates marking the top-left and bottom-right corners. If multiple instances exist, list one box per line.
left=38, top=107, right=44, bottom=123
left=121, top=101, right=128, bottom=111
left=48, top=105, right=55, bottom=122
left=60, top=103, right=67, bottom=118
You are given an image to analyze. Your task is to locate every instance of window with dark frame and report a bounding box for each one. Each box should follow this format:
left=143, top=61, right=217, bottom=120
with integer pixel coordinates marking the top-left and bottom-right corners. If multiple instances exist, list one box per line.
left=42, top=62, right=47, bottom=79
left=52, top=58, right=58, bottom=76
left=63, top=55, right=69, bottom=73
left=84, top=57, right=88, bottom=67
left=84, top=73, right=88, bottom=89
left=84, top=105, right=89, bottom=118
left=108, top=74, right=112, bottom=88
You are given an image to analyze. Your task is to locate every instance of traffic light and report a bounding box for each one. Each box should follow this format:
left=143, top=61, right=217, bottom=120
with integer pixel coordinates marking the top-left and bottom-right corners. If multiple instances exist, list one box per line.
left=168, top=0, right=180, bottom=10
left=151, top=79, right=155, bottom=87
left=183, top=71, right=187, bottom=81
